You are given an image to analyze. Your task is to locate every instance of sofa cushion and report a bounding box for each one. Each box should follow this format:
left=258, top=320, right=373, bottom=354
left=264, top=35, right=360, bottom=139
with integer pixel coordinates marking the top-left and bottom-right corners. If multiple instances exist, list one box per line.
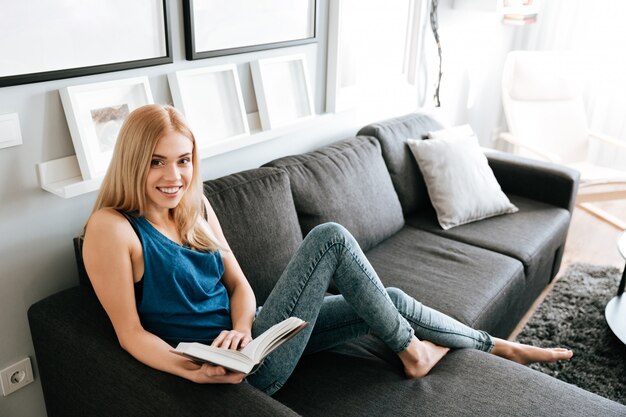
left=275, top=337, right=626, bottom=417
left=407, top=131, right=518, bottom=230
left=406, top=194, right=571, bottom=293
left=364, top=226, right=526, bottom=337
left=204, top=167, right=303, bottom=305
left=264, top=137, right=404, bottom=252
left=28, top=286, right=300, bottom=417
left=358, top=112, right=444, bottom=214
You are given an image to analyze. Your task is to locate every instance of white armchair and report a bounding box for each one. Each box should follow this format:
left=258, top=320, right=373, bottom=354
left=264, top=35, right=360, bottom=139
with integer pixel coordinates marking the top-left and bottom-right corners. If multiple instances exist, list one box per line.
left=501, top=50, right=626, bottom=230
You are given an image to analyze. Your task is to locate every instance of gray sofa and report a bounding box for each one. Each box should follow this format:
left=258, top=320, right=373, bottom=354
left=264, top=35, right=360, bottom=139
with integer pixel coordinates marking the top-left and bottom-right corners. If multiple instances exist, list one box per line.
left=28, top=113, right=626, bottom=416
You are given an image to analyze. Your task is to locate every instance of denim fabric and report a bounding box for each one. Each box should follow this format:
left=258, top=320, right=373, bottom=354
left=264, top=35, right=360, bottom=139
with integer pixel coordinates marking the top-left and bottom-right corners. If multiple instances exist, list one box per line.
left=246, top=223, right=494, bottom=395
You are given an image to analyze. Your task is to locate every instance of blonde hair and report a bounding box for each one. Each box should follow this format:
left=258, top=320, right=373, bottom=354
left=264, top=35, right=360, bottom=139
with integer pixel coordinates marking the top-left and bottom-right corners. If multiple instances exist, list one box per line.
left=89, top=104, right=220, bottom=252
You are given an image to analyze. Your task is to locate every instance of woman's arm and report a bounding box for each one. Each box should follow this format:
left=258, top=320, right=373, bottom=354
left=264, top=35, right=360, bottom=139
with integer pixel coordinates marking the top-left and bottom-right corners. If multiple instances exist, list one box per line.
left=203, top=198, right=257, bottom=350
left=83, top=208, right=244, bottom=384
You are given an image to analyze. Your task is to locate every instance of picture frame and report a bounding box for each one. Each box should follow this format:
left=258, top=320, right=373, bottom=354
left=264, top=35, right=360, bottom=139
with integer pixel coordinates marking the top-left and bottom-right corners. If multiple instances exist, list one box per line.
left=168, top=64, right=250, bottom=152
left=59, top=77, right=154, bottom=180
left=250, top=54, right=315, bottom=131
left=0, top=0, right=171, bottom=88
left=183, top=0, right=317, bottom=60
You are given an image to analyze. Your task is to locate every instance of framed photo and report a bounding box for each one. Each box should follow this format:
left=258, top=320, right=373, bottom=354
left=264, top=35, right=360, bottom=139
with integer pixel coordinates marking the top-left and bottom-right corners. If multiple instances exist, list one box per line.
left=183, top=0, right=317, bottom=60
left=60, top=77, right=154, bottom=180
left=0, top=0, right=171, bottom=87
left=168, top=64, right=250, bottom=152
left=251, top=54, right=315, bottom=130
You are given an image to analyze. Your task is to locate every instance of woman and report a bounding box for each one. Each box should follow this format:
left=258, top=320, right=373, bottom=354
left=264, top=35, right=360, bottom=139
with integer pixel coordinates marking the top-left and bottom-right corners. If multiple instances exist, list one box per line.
left=83, top=104, right=572, bottom=396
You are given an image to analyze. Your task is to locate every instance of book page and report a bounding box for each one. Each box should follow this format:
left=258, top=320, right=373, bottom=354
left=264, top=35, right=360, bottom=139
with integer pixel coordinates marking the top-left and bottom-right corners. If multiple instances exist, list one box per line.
left=241, top=317, right=306, bottom=361
left=173, top=343, right=255, bottom=373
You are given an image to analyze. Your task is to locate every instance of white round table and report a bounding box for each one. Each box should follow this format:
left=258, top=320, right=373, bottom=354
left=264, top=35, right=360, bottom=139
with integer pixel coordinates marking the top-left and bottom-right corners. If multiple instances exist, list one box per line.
left=605, top=232, right=626, bottom=344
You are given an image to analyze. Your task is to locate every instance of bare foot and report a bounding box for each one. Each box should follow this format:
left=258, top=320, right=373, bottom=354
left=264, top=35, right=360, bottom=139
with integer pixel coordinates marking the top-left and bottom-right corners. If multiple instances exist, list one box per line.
left=492, top=338, right=573, bottom=365
left=398, top=337, right=449, bottom=378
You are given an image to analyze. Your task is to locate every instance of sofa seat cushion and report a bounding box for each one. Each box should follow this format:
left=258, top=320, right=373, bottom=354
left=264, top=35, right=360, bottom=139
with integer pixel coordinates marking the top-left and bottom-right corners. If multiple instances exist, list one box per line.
left=264, top=137, right=404, bottom=252
left=275, top=336, right=626, bottom=417
left=406, top=194, right=571, bottom=290
left=204, top=167, right=303, bottom=305
left=364, top=226, right=525, bottom=337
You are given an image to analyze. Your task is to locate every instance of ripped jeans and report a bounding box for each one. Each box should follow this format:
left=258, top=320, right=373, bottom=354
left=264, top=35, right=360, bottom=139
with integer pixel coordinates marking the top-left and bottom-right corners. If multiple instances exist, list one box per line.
left=247, top=223, right=494, bottom=395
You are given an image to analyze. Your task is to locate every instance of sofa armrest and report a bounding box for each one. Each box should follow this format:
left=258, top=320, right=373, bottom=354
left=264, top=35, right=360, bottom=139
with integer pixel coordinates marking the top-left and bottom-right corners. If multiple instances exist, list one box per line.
left=28, top=286, right=300, bottom=417
left=486, top=150, right=580, bottom=213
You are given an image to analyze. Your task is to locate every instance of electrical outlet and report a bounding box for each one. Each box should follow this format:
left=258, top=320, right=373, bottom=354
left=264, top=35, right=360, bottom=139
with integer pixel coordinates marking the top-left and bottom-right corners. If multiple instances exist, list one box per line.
left=0, top=358, right=34, bottom=396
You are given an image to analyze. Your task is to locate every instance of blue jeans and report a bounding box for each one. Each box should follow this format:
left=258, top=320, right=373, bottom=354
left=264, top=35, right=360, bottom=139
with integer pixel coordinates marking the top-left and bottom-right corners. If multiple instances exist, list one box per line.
left=247, top=223, right=494, bottom=395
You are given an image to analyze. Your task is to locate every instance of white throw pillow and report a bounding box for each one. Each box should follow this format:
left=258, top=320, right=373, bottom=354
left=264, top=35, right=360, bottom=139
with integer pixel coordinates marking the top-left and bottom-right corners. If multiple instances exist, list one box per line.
left=407, top=125, right=518, bottom=230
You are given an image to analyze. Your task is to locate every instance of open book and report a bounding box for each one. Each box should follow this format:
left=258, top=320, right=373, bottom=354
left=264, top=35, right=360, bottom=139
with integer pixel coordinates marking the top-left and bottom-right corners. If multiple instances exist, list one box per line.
left=171, top=317, right=307, bottom=374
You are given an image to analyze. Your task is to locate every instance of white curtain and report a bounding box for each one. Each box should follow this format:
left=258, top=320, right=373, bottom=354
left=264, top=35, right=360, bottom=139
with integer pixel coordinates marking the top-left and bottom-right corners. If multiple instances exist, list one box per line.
left=521, top=0, right=626, bottom=153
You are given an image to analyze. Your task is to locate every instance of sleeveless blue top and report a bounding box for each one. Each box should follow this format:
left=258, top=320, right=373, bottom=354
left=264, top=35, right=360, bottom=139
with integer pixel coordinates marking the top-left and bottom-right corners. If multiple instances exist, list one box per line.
left=126, top=214, right=232, bottom=345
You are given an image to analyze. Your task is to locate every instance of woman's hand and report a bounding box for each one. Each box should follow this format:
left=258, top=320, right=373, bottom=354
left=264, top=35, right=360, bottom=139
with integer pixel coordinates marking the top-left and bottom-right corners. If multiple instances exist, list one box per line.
left=211, top=329, right=253, bottom=350
left=181, top=360, right=246, bottom=384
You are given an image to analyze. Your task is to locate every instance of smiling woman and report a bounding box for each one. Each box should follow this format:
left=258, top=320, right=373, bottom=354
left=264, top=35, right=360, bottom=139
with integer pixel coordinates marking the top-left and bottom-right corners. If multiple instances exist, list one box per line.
left=82, top=104, right=255, bottom=384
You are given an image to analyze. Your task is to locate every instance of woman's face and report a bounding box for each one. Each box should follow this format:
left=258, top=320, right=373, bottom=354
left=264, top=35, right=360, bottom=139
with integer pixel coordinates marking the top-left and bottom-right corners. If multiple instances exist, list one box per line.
left=145, top=130, right=194, bottom=213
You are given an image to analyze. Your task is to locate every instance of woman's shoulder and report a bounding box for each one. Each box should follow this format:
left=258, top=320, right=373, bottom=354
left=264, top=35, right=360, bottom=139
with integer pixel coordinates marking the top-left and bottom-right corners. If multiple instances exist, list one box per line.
left=86, top=208, right=137, bottom=244
left=89, top=207, right=127, bottom=225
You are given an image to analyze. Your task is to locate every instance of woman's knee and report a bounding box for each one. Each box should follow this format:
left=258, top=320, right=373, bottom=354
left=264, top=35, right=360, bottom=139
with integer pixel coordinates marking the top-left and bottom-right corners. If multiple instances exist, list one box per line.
left=307, top=222, right=353, bottom=245
left=386, top=287, right=407, bottom=303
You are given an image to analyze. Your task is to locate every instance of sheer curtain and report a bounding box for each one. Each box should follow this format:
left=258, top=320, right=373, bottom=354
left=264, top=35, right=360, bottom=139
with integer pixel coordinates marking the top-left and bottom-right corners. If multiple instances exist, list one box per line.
left=521, top=0, right=626, bottom=166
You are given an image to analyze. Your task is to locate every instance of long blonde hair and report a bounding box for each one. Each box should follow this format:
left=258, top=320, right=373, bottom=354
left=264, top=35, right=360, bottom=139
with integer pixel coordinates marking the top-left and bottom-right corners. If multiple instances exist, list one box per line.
left=89, top=104, right=220, bottom=252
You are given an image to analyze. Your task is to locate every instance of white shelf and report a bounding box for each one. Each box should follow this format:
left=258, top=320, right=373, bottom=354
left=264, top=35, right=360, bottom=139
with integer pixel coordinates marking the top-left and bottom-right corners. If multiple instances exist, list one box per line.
left=38, top=112, right=331, bottom=199
left=37, top=155, right=103, bottom=198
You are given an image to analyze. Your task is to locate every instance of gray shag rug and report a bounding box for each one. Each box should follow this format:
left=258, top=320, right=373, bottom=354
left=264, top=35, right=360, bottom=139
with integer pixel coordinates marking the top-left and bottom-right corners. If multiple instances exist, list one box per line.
left=516, top=263, right=626, bottom=405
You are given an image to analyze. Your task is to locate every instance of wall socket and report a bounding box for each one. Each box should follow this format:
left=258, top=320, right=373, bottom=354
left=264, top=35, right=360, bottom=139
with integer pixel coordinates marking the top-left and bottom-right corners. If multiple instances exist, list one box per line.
left=0, top=358, right=34, bottom=396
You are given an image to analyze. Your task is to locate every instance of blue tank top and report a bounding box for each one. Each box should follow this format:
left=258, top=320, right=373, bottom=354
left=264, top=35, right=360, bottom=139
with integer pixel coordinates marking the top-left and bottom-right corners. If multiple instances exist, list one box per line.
left=126, top=214, right=232, bottom=345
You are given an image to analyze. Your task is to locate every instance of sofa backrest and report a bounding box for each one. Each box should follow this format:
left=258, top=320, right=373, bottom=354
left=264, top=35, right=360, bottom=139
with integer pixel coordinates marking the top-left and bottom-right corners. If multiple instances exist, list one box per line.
left=358, top=112, right=443, bottom=215
left=264, top=137, right=404, bottom=252
left=204, top=167, right=303, bottom=305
